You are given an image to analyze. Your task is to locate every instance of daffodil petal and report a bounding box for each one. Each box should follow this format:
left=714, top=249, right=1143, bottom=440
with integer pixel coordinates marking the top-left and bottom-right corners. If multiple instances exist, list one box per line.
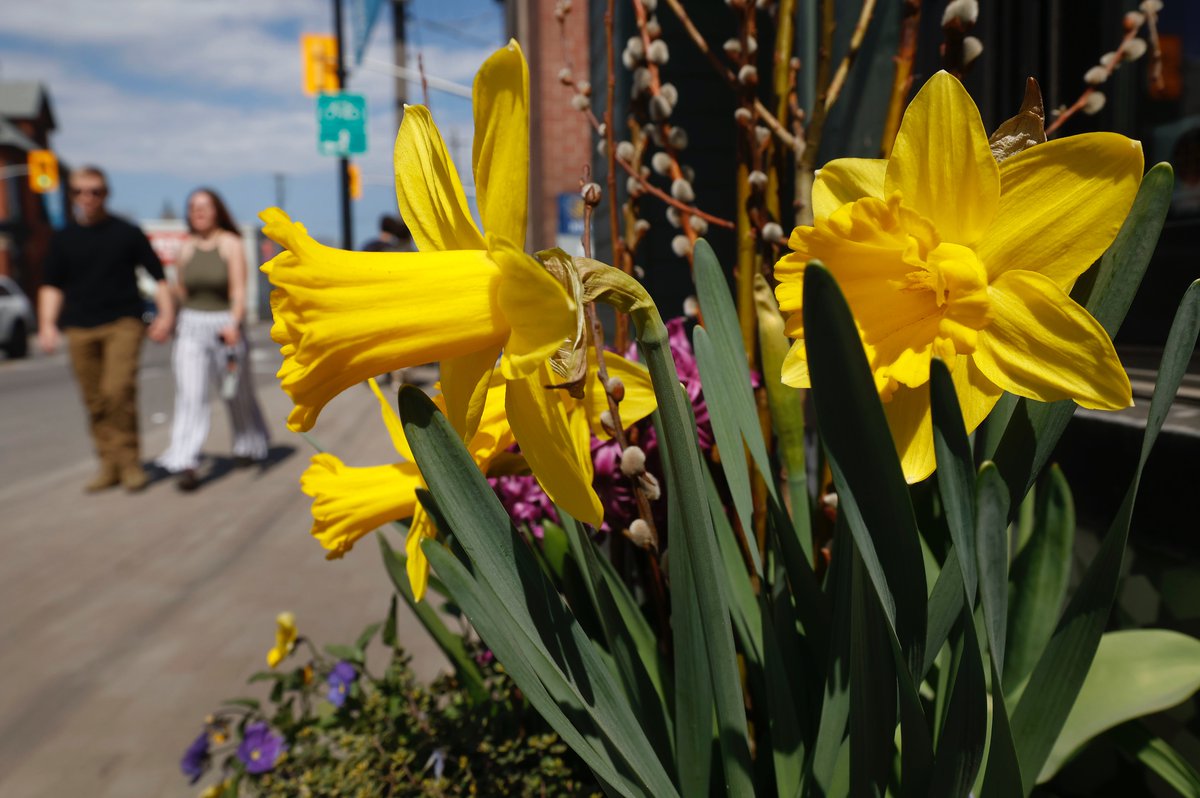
left=780, top=339, right=811, bottom=388
left=488, top=233, right=576, bottom=379
left=473, top=40, right=530, bottom=249
left=882, top=384, right=935, bottom=484
left=885, top=71, right=999, bottom=246
left=406, top=505, right=436, bottom=602
left=973, top=271, right=1132, bottom=410
left=301, top=454, right=423, bottom=559
left=394, top=105, right=486, bottom=251
left=584, top=352, right=657, bottom=439
left=949, top=355, right=1003, bottom=433
left=440, top=348, right=500, bottom=441
left=260, top=208, right=507, bottom=431
left=464, top=371, right=518, bottom=463
left=367, top=377, right=413, bottom=460
left=506, top=365, right=603, bottom=526
left=977, top=132, right=1144, bottom=289
left=812, top=158, right=886, bottom=219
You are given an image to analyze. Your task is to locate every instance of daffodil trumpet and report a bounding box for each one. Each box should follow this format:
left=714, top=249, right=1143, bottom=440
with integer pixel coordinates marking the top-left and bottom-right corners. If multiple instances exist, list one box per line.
left=774, top=70, right=1142, bottom=482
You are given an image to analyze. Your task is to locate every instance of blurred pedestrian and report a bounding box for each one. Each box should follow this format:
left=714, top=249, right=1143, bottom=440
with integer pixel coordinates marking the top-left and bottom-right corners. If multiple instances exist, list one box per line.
left=156, top=188, right=270, bottom=491
left=362, top=215, right=414, bottom=253
left=37, top=165, right=174, bottom=493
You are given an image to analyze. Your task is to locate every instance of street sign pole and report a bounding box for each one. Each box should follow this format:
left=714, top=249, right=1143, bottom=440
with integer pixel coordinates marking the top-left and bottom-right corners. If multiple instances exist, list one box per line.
left=333, top=0, right=353, bottom=251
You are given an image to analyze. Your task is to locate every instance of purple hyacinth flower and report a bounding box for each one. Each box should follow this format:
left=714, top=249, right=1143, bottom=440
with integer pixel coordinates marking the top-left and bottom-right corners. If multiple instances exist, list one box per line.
left=180, top=729, right=210, bottom=783
left=326, top=660, right=358, bottom=708
left=236, top=722, right=286, bottom=774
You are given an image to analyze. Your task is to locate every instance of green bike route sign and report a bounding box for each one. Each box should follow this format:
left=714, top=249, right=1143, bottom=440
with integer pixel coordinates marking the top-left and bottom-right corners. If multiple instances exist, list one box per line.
left=317, top=92, right=367, bottom=157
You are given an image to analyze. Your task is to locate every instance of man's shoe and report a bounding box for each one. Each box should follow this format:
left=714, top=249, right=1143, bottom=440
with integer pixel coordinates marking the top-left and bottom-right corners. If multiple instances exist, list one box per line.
left=121, top=465, right=149, bottom=493
left=85, top=465, right=120, bottom=493
left=176, top=469, right=200, bottom=492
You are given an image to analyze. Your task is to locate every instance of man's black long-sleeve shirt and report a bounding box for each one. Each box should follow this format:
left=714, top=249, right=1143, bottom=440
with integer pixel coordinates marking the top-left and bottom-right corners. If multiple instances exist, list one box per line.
left=43, top=215, right=166, bottom=328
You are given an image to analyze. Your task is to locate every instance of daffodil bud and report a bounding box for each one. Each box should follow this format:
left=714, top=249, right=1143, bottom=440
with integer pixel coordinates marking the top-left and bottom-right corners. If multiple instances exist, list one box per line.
left=723, top=38, right=743, bottom=56
left=616, top=140, right=635, bottom=163
left=649, top=94, right=672, bottom=121
left=942, top=0, right=979, bottom=26
left=683, top=295, right=699, bottom=317
left=761, top=222, right=785, bottom=243
left=738, top=65, right=759, bottom=86
left=581, top=182, right=602, bottom=206
left=606, top=376, right=626, bottom=401
left=671, top=235, right=692, bottom=258
left=1084, top=65, right=1108, bottom=85
left=638, top=472, right=662, bottom=500
left=1083, top=91, right=1107, bottom=115
left=748, top=170, right=768, bottom=191
left=671, top=178, right=695, bottom=202
left=651, top=151, right=672, bottom=176
left=734, top=107, right=754, bottom=124
left=620, top=445, right=647, bottom=476
left=1123, top=38, right=1148, bottom=61
left=962, top=36, right=983, bottom=66
left=627, top=519, right=654, bottom=547
left=1124, top=10, right=1146, bottom=28
left=648, top=40, right=670, bottom=65
left=666, top=206, right=682, bottom=228
left=668, top=127, right=688, bottom=149
left=689, top=215, right=709, bottom=236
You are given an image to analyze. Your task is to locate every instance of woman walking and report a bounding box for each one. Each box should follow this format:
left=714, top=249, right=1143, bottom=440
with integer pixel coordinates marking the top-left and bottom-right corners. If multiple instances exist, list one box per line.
left=157, top=188, right=269, bottom=490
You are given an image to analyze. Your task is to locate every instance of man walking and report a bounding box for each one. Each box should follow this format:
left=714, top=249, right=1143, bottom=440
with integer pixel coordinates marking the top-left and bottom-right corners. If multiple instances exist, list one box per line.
left=37, top=166, right=174, bottom=492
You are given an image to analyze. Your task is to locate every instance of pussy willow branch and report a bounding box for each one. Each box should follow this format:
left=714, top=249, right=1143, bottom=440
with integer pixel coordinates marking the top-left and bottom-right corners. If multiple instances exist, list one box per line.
left=823, top=0, right=878, bottom=111
left=1046, top=21, right=1143, bottom=136
left=1145, top=4, right=1164, bottom=92
left=796, top=0, right=838, bottom=226
left=661, top=0, right=798, bottom=151
left=881, top=0, right=921, bottom=157
left=615, top=155, right=735, bottom=229
left=603, top=0, right=629, bottom=350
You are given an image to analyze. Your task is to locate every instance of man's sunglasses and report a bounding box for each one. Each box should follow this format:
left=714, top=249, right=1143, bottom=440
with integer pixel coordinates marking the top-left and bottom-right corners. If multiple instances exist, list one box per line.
left=70, top=187, right=107, bottom=197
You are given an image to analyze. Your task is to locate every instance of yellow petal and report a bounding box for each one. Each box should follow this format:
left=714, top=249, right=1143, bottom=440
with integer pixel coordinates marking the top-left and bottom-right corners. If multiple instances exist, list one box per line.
left=506, top=364, right=603, bottom=526
left=949, top=355, right=1003, bottom=433
left=812, top=158, right=886, bottom=219
left=882, top=384, right=936, bottom=484
left=394, top=105, right=486, bottom=251
left=488, top=233, right=576, bottom=379
left=464, top=371, right=518, bottom=464
left=406, top=505, right=436, bottom=602
left=367, top=377, right=413, bottom=460
left=301, top=453, right=423, bottom=559
left=977, top=132, right=1143, bottom=289
left=440, top=348, right=500, bottom=441
left=473, top=40, right=530, bottom=249
left=260, top=208, right=507, bottom=431
left=583, top=352, right=657, bottom=439
left=972, top=271, right=1132, bottom=410
left=885, top=71, right=999, bottom=246
left=780, top=339, right=811, bottom=388
left=267, top=612, right=298, bottom=668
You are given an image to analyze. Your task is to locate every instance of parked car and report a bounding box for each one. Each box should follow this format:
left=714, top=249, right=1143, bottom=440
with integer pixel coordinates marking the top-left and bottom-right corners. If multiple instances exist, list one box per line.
left=0, top=276, right=34, bottom=359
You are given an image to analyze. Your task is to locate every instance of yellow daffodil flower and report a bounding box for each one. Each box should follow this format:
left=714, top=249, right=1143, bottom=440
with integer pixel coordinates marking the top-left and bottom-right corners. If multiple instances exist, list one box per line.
left=302, top=377, right=515, bottom=600
left=265, top=612, right=297, bottom=668
left=392, top=39, right=658, bottom=526
left=774, top=71, right=1141, bottom=483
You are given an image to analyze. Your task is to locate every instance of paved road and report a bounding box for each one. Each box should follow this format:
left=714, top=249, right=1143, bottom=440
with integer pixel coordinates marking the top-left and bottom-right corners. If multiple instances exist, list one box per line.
left=0, top=326, right=445, bottom=797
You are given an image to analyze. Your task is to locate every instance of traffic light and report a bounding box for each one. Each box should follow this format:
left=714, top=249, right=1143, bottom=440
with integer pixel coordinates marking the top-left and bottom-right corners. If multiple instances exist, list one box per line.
left=348, top=163, right=362, bottom=200
left=301, top=34, right=340, bottom=96
left=28, top=150, right=59, bottom=194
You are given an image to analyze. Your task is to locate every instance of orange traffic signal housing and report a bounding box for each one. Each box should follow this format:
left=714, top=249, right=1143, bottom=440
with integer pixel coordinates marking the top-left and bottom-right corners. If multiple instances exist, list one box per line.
left=348, top=163, right=362, bottom=200
left=28, top=150, right=59, bottom=194
left=301, top=34, right=340, bottom=96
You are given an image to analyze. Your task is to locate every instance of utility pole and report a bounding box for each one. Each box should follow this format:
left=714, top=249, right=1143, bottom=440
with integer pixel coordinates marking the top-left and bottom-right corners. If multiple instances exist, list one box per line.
left=392, top=0, right=408, bottom=130
left=333, top=0, right=353, bottom=251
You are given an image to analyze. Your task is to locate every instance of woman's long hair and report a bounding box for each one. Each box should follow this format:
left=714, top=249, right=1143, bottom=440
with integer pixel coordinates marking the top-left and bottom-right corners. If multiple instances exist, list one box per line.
left=187, top=187, right=241, bottom=237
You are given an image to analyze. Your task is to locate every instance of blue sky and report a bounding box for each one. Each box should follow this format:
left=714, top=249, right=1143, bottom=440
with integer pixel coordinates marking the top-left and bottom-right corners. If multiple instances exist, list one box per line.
left=0, top=0, right=504, bottom=244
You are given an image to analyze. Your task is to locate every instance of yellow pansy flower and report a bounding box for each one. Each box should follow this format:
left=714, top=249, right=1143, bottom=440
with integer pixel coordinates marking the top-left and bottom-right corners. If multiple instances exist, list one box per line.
left=265, top=612, right=297, bottom=669
left=775, top=71, right=1142, bottom=483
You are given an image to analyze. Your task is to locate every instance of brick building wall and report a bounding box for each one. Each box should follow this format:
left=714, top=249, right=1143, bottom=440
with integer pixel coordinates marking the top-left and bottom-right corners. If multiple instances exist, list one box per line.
left=509, top=0, right=592, bottom=253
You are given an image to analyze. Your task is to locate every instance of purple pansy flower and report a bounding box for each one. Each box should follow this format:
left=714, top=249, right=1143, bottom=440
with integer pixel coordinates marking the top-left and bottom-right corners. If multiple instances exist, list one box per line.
left=236, top=722, right=286, bottom=774
left=180, top=729, right=210, bottom=783
left=326, top=660, right=358, bottom=708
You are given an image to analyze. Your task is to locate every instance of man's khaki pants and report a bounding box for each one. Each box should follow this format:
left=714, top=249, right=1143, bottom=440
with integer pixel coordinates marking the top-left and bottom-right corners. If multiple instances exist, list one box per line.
left=66, top=317, right=145, bottom=471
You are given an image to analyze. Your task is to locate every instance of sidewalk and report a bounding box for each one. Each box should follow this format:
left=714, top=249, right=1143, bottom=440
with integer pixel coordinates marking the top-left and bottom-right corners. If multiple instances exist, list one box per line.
left=0, top=325, right=447, bottom=797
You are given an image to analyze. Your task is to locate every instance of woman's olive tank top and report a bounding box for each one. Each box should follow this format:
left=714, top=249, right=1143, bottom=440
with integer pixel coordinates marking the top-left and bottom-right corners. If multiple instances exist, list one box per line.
left=181, top=245, right=230, bottom=311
